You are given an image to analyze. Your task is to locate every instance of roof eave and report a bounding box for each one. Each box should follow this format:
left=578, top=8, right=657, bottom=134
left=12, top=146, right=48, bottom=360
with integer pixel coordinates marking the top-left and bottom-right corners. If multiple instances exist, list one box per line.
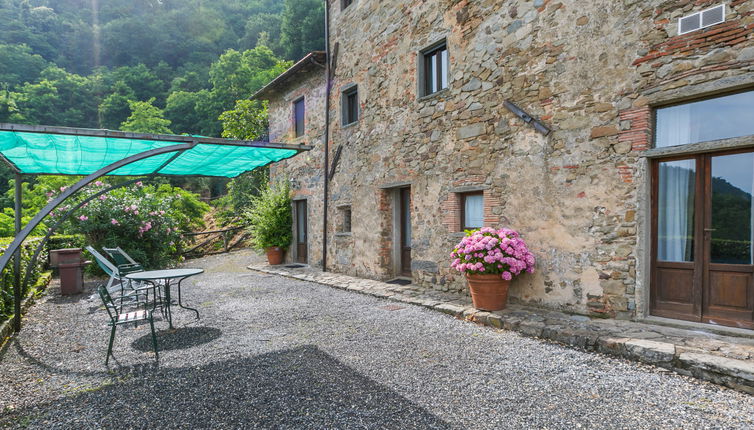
left=252, top=51, right=326, bottom=100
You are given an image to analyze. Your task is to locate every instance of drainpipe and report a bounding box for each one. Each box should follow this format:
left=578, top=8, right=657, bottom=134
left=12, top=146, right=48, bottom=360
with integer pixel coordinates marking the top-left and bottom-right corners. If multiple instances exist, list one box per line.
left=13, top=173, right=21, bottom=332
left=322, top=0, right=332, bottom=272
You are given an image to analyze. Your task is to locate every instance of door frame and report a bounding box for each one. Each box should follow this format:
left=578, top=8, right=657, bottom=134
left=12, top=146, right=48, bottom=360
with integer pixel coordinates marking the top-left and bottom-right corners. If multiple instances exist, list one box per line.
left=390, top=186, right=412, bottom=278
left=293, top=198, right=308, bottom=264
left=649, top=148, right=754, bottom=328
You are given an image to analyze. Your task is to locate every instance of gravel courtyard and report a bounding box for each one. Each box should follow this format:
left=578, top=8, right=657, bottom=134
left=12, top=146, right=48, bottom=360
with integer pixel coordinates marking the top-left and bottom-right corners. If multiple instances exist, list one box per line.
left=0, top=249, right=752, bottom=429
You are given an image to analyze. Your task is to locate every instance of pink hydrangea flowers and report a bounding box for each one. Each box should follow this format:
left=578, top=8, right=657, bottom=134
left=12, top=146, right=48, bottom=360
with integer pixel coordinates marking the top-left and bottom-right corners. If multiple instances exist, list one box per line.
left=450, top=227, right=535, bottom=280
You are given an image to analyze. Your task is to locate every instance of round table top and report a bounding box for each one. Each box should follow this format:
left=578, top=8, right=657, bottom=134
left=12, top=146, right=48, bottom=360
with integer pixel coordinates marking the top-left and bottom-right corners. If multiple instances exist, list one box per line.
left=125, top=268, right=204, bottom=280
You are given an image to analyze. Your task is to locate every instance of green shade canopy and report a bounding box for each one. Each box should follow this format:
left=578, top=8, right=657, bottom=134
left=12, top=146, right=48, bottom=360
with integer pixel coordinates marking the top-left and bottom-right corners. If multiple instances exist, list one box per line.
left=0, top=126, right=307, bottom=178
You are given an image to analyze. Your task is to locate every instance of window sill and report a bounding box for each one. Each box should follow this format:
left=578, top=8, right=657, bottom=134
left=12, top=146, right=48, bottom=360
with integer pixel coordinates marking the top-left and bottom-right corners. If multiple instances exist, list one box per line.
left=335, top=232, right=352, bottom=237
left=341, top=121, right=359, bottom=130
left=641, top=135, right=754, bottom=159
left=418, top=88, right=449, bottom=102
left=450, top=232, right=467, bottom=239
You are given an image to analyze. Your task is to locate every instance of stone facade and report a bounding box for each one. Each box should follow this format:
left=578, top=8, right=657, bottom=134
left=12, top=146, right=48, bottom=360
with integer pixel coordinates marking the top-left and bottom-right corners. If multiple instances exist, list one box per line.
left=258, top=0, right=754, bottom=322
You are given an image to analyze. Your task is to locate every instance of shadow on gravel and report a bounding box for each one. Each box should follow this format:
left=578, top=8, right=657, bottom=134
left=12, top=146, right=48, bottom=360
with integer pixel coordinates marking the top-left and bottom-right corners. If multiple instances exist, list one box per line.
left=132, top=326, right=222, bottom=352
left=0, top=345, right=449, bottom=429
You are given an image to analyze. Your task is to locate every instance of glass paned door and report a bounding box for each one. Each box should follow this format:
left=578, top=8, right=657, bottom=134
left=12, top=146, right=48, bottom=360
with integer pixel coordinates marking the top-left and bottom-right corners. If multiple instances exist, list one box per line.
left=652, top=158, right=699, bottom=320
left=704, top=152, right=754, bottom=326
left=651, top=151, right=754, bottom=329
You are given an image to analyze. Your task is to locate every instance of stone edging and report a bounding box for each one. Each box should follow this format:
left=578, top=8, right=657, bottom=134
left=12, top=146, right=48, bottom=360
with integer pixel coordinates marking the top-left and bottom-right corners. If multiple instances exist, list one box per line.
left=0, top=272, right=53, bottom=346
left=248, top=264, right=754, bottom=395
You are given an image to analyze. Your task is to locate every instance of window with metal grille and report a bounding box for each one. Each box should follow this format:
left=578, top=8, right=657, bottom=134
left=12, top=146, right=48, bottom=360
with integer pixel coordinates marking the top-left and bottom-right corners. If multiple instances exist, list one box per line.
left=342, top=86, right=359, bottom=125
left=293, top=97, right=305, bottom=137
left=421, top=41, right=449, bottom=97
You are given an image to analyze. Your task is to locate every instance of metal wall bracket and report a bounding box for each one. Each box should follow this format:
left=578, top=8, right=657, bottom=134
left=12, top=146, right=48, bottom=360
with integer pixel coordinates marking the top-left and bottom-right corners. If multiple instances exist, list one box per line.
left=503, top=100, right=551, bottom=136
left=328, top=145, right=343, bottom=181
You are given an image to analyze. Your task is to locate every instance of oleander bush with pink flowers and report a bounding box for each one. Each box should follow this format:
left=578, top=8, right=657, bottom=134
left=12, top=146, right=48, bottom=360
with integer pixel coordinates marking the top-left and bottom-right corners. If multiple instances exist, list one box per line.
left=451, top=227, right=536, bottom=281
left=53, top=181, right=209, bottom=270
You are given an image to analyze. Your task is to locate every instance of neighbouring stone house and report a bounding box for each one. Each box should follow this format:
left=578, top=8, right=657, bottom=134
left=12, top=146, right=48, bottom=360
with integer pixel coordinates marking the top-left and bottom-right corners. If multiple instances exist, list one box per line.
left=254, top=0, right=754, bottom=330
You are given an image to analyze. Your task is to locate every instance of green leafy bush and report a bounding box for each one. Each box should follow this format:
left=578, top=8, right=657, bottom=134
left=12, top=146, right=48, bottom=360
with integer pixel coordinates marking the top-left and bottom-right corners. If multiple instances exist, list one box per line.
left=244, top=180, right=292, bottom=252
left=0, top=237, right=47, bottom=322
left=47, top=234, right=86, bottom=251
left=55, top=180, right=209, bottom=269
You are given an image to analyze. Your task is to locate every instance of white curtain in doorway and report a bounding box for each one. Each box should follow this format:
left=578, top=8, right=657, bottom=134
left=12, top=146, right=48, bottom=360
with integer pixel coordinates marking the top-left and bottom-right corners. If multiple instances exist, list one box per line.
left=658, top=160, right=695, bottom=262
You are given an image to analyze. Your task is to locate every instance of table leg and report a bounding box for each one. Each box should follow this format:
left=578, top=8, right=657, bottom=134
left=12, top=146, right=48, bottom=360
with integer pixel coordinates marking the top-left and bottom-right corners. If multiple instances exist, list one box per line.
left=177, top=276, right=200, bottom=320
left=163, top=279, right=174, bottom=329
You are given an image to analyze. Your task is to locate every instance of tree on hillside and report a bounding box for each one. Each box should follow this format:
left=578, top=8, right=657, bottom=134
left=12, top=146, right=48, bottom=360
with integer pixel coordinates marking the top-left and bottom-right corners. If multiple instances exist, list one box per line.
left=280, top=0, right=325, bottom=61
left=98, top=80, right=135, bottom=129
left=14, top=65, right=98, bottom=127
left=219, top=98, right=271, bottom=213
left=0, top=44, right=49, bottom=88
left=240, top=13, right=282, bottom=55
left=120, top=98, right=172, bottom=134
left=209, top=46, right=290, bottom=110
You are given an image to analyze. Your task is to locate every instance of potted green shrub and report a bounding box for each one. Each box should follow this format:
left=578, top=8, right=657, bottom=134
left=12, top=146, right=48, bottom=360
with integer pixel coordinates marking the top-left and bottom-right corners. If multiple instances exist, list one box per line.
left=245, top=180, right=292, bottom=265
left=450, top=227, right=536, bottom=311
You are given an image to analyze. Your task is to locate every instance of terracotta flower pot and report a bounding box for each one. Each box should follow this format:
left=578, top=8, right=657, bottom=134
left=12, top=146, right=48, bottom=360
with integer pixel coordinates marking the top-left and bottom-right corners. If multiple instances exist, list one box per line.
left=265, top=247, right=284, bottom=265
left=466, top=273, right=510, bottom=311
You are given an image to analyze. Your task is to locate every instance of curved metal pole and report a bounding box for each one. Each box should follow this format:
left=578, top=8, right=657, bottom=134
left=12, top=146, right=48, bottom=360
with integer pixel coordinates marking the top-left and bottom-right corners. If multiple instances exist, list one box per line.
left=13, top=174, right=21, bottom=332
left=0, top=143, right=192, bottom=279
left=20, top=177, right=149, bottom=294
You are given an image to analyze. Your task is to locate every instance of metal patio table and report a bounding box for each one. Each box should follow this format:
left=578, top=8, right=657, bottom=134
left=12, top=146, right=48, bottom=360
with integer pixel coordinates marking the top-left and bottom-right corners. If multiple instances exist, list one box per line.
left=125, top=268, right=204, bottom=329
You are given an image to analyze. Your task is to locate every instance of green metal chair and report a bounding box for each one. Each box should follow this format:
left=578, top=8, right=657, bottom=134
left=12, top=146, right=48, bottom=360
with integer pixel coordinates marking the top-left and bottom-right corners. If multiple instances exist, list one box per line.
left=103, top=246, right=144, bottom=275
left=98, top=284, right=159, bottom=365
left=86, top=246, right=154, bottom=309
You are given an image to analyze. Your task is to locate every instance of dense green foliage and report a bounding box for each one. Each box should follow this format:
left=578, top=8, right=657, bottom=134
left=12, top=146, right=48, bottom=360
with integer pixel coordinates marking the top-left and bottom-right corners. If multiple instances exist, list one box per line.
left=280, top=0, right=326, bottom=61
left=59, top=181, right=210, bottom=269
left=215, top=98, right=272, bottom=223
left=0, top=0, right=321, bottom=247
left=244, top=180, right=292, bottom=252
left=0, top=237, right=47, bottom=322
left=120, top=99, right=173, bottom=134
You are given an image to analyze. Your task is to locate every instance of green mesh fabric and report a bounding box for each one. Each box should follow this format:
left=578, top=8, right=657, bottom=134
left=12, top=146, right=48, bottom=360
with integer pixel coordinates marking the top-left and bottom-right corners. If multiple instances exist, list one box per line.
left=0, top=131, right=297, bottom=177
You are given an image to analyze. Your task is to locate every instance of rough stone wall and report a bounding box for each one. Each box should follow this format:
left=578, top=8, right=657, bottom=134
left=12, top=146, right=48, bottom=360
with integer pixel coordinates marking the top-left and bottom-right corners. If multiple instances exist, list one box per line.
left=266, top=0, right=754, bottom=320
left=267, top=66, right=327, bottom=266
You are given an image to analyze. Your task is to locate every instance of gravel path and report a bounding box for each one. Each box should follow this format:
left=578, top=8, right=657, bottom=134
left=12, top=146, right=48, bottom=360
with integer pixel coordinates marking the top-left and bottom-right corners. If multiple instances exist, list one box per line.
left=0, top=249, right=752, bottom=429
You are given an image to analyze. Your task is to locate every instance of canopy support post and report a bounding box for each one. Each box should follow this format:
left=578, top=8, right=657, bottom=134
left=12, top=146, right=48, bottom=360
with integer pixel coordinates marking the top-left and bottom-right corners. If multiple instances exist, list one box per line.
left=13, top=173, right=21, bottom=332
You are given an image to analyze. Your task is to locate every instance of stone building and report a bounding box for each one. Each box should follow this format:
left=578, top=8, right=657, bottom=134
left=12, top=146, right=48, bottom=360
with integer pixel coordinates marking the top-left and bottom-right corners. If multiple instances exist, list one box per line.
left=254, top=0, right=754, bottom=330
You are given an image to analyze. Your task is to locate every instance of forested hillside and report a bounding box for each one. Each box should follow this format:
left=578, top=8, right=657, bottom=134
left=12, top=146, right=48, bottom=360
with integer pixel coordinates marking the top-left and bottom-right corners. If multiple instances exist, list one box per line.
left=0, top=0, right=325, bottom=135
left=0, top=0, right=324, bottom=204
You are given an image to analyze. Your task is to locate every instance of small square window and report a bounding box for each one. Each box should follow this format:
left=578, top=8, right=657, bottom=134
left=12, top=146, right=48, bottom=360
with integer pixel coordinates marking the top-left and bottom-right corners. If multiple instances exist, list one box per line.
left=342, top=0, right=353, bottom=9
left=338, top=206, right=352, bottom=233
left=421, top=42, right=449, bottom=97
left=293, top=97, right=305, bottom=138
left=460, top=192, right=484, bottom=230
left=342, top=86, right=359, bottom=125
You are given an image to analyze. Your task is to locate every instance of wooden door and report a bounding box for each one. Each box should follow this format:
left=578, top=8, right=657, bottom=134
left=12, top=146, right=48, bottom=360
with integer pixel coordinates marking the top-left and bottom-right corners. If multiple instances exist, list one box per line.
left=651, top=150, right=754, bottom=329
left=702, top=151, right=754, bottom=328
left=295, top=200, right=307, bottom=264
left=399, top=187, right=412, bottom=276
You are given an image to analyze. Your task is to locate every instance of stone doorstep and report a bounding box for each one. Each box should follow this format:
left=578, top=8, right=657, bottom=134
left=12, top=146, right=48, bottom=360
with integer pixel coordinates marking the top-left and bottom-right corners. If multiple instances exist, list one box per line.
left=247, top=264, right=754, bottom=395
